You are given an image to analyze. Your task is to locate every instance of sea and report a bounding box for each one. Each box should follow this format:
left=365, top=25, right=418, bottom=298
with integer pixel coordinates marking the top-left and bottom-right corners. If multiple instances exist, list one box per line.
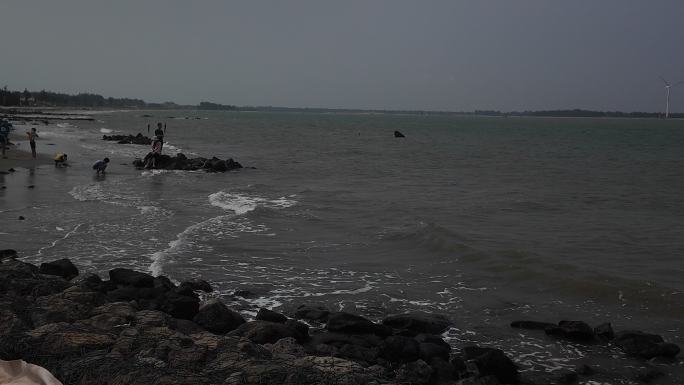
left=1, top=110, right=683, bottom=383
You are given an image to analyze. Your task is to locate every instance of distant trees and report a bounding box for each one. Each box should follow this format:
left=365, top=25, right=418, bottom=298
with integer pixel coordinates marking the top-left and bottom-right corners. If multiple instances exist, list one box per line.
left=0, top=87, right=145, bottom=108
left=198, top=101, right=238, bottom=110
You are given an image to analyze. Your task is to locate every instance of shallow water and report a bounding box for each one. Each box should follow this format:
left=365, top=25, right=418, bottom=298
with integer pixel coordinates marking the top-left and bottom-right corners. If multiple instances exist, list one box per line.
left=1, top=111, right=683, bottom=382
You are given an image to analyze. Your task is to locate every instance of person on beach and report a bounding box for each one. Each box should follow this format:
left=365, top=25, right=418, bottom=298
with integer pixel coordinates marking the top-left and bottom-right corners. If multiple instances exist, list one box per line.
left=26, top=127, right=38, bottom=159
left=54, top=153, right=68, bottom=167
left=144, top=136, right=163, bottom=169
left=92, top=157, right=110, bottom=175
left=0, top=120, right=10, bottom=159
left=154, top=122, right=166, bottom=152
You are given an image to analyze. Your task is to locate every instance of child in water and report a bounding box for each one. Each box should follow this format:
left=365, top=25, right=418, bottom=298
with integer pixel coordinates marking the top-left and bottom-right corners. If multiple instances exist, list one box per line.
left=92, top=157, right=109, bottom=175
left=54, top=153, right=68, bottom=167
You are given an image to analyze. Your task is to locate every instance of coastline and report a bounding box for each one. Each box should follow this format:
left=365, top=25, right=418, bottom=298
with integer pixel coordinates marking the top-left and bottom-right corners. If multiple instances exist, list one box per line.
left=0, top=133, right=52, bottom=173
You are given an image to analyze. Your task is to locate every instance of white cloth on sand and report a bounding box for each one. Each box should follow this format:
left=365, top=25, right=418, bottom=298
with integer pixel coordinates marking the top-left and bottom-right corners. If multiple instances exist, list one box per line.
left=0, top=359, right=63, bottom=385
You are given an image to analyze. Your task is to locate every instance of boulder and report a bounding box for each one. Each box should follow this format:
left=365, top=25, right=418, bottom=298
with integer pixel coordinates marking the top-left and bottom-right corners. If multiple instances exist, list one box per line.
left=545, top=320, right=595, bottom=342
left=108, top=268, right=154, bottom=288
left=178, top=279, right=212, bottom=293
left=395, top=359, right=432, bottom=385
left=134, top=153, right=242, bottom=172
left=394, top=130, right=406, bottom=138
left=415, top=333, right=451, bottom=361
left=157, top=292, right=200, bottom=320
left=382, top=312, right=452, bottom=335
left=325, top=312, right=391, bottom=336
left=256, top=308, right=288, bottom=323
left=38, top=258, right=79, bottom=280
left=192, top=299, right=245, bottom=334
left=462, top=346, right=519, bottom=385
left=230, top=320, right=307, bottom=344
left=379, top=335, right=420, bottom=363
left=0, top=249, right=18, bottom=261
left=594, top=322, right=615, bottom=340
left=294, top=304, right=330, bottom=322
left=614, top=330, right=680, bottom=359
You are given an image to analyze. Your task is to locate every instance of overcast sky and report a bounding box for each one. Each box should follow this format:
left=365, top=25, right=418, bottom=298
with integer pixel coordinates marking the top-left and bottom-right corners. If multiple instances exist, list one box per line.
left=2, top=1, right=683, bottom=112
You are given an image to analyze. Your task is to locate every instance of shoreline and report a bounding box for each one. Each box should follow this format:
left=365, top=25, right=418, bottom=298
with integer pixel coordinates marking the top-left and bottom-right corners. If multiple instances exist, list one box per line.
left=0, top=138, right=52, bottom=173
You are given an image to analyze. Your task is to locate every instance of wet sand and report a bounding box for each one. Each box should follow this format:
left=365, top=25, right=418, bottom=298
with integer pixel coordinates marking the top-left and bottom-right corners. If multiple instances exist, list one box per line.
left=0, top=135, right=52, bottom=173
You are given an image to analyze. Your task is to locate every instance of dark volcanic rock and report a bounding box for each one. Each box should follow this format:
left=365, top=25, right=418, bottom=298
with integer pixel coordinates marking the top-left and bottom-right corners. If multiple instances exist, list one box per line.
left=594, top=322, right=615, bottom=340
left=39, top=258, right=79, bottom=280
left=326, top=312, right=391, bottom=336
left=108, top=268, right=154, bottom=288
left=192, top=299, right=245, bottom=334
left=614, top=330, right=680, bottom=359
left=133, top=152, right=242, bottom=172
left=382, top=312, right=452, bottom=335
left=103, top=133, right=152, bottom=145
left=229, top=320, right=307, bottom=344
left=415, top=333, right=451, bottom=362
left=178, top=279, right=213, bottom=293
left=463, top=346, right=519, bottom=385
left=295, top=304, right=331, bottom=322
left=545, top=320, right=595, bottom=342
left=379, top=335, right=420, bottom=363
left=256, top=308, right=288, bottom=323
left=0, top=249, right=18, bottom=260
left=158, top=292, right=200, bottom=320
left=394, top=130, right=406, bottom=138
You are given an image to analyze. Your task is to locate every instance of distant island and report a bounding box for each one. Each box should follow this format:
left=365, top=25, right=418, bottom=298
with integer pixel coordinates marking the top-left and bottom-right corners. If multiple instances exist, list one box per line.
left=1, top=86, right=680, bottom=119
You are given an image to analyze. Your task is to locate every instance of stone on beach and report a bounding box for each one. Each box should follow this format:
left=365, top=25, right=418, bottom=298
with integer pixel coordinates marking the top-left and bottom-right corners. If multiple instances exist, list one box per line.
left=382, top=311, right=452, bottom=335
left=192, top=299, right=245, bottom=334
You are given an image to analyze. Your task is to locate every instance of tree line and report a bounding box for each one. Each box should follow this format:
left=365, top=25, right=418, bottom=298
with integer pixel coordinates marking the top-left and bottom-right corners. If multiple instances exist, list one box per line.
left=0, top=86, right=146, bottom=108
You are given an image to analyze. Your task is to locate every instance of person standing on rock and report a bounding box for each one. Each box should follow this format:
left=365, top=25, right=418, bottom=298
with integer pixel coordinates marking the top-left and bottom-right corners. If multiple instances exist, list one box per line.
left=26, top=127, right=39, bottom=159
left=154, top=122, right=166, bottom=153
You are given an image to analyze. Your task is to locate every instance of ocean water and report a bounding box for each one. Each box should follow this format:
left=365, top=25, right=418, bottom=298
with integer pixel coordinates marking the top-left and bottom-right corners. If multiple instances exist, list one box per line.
left=1, top=111, right=683, bottom=382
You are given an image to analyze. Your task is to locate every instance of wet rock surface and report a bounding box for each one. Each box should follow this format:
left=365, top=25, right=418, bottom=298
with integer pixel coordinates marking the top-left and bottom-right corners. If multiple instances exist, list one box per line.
left=102, top=133, right=152, bottom=145
left=0, top=254, right=681, bottom=385
left=133, top=152, right=243, bottom=172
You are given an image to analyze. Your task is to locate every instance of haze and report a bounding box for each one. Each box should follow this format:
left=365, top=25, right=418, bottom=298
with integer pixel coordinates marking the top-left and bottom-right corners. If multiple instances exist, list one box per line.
left=2, top=1, right=683, bottom=112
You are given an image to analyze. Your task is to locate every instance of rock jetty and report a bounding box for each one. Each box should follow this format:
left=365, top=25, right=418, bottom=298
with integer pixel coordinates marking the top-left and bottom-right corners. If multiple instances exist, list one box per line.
left=133, top=153, right=243, bottom=172
left=102, top=133, right=152, bottom=145
left=0, top=250, right=680, bottom=385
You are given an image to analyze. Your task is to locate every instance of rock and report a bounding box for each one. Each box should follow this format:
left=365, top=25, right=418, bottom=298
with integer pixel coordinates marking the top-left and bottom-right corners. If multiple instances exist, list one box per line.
left=614, top=330, right=680, bottom=359
left=108, top=268, right=154, bottom=288
left=230, top=320, right=307, bottom=344
left=265, top=337, right=307, bottom=358
left=18, top=216, right=24, bottom=220
left=395, top=359, right=432, bottom=385
left=326, top=312, right=391, bottom=336
left=256, top=308, right=288, bottom=323
left=0, top=249, right=18, bottom=261
left=29, top=323, right=116, bottom=353
left=38, top=258, right=79, bottom=280
left=394, top=130, right=406, bottom=138
left=192, top=299, right=245, bottom=334
left=382, top=312, right=452, bottom=335
left=103, top=133, right=152, bottom=145
left=379, top=335, right=420, bottom=363
left=429, top=357, right=456, bottom=383
left=157, top=291, right=200, bottom=320
left=510, top=320, right=556, bottom=330
left=134, top=152, right=242, bottom=172
left=462, top=346, right=519, bottom=385
left=415, top=333, right=451, bottom=361
left=295, top=304, right=331, bottom=322
left=178, top=279, right=212, bottom=293
left=545, top=320, right=595, bottom=342
left=296, top=356, right=364, bottom=375
left=594, top=322, right=615, bottom=340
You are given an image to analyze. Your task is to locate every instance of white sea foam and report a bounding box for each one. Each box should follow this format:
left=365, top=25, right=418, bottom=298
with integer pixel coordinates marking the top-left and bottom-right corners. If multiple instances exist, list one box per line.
left=100, top=128, right=113, bottom=133
left=208, top=192, right=297, bottom=215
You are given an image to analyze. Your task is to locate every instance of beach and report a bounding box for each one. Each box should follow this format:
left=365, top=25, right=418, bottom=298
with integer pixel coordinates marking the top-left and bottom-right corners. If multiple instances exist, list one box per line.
left=0, top=109, right=682, bottom=384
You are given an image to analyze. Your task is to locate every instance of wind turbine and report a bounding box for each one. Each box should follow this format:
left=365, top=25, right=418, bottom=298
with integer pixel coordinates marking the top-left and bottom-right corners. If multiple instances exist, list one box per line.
left=660, top=76, right=684, bottom=118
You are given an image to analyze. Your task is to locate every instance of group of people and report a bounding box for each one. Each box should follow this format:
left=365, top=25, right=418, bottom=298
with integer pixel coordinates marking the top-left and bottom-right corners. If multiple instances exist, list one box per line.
left=3, top=121, right=167, bottom=177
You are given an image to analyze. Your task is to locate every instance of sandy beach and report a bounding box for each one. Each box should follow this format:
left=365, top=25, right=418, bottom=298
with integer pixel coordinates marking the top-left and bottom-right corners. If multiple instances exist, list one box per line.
left=0, top=134, right=52, bottom=173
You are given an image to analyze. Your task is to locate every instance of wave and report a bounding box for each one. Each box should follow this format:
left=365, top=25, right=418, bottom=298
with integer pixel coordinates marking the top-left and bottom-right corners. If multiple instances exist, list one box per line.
left=100, top=128, right=113, bottom=134
left=378, top=221, right=473, bottom=254
left=208, top=192, right=297, bottom=215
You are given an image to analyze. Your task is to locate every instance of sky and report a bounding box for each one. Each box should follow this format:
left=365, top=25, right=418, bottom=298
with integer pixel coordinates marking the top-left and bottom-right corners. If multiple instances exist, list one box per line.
left=1, top=1, right=683, bottom=112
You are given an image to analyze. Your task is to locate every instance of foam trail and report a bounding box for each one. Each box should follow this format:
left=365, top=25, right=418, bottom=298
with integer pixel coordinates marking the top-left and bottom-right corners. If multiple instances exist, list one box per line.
left=100, top=128, right=113, bottom=133
left=34, top=223, right=84, bottom=257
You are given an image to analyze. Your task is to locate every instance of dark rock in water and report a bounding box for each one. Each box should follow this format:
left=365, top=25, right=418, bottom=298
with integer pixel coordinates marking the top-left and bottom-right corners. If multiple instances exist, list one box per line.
left=8, top=168, right=15, bottom=172
left=594, top=322, right=615, bottom=340
left=462, top=346, right=519, bottom=385
left=415, top=333, right=451, bottom=362
left=326, top=312, right=391, bottom=336
left=382, top=312, right=452, bottom=335
left=295, top=304, right=331, bottom=322
left=614, top=330, right=680, bottom=359
left=39, top=258, right=79, bottom=280
left=394, top=130, right=405, bottom=138
left=429, top=357, right=456, bottom=383
left=510, top=320, right=556, bottom=330
left=0, top=249, right=18, bottom=260
left=178, top=279, right=212, bottom=293
left=103, top=133, right=152, bottom=145
left=380, top=335, right=420, bottom=363
left=27, top=185, right=34, bottom=189
left=18, top=216, right=24, bottom=220
left=634, top=367, right=666, bottom=383
left=229, top=320, right=307, bottom=344
left=192, top=299, right=245, bottom=334
left=108, top=268, right=154, bottom=288
left=133, top=152, right=242, bottom=172
left=256, top=308, right=288, bottom=323
left=545, top=320, right=595, bottom=342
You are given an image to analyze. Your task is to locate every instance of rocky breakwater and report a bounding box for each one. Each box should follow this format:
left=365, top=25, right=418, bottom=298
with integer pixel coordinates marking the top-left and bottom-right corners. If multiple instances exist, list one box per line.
left=102, top=133, right=152, bottom=145
left=0, top=251, right=522, bottom=385
left=133, top=153, right=243, bottom=172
